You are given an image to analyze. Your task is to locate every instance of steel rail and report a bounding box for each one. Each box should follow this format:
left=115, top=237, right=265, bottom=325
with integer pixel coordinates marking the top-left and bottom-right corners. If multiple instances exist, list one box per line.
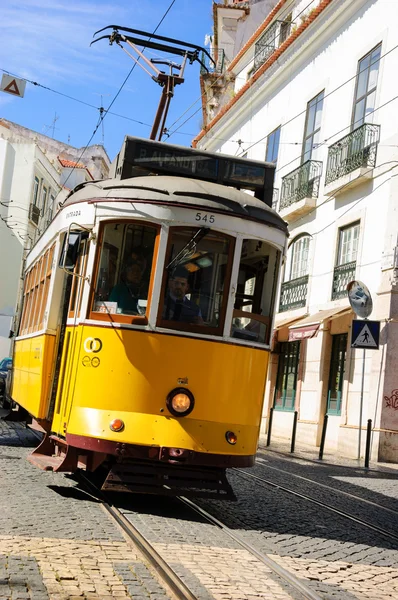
left=177, top=495, right=324, bottom=600
left=256, top=456, right=398, bottom=517
left=234, top=468, right=398, bottom=543
left=78, top=473, right=198, bottom=600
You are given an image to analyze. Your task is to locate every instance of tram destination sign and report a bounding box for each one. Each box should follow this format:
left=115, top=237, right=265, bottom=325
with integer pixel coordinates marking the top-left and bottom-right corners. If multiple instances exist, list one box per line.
left=113, top=136, right=275, bottom=206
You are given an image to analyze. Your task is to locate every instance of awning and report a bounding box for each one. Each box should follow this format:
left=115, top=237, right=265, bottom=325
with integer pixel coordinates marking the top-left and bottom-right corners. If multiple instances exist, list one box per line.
left=289, top=323, right=320, bottom=341
left=274, top=315, right=308, bottom=330
left=288, top=306, right=352, bottom=342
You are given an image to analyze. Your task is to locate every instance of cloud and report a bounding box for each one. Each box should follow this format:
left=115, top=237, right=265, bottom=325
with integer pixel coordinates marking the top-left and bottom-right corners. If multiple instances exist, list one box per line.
left=1, top=1, right=143, bottom=85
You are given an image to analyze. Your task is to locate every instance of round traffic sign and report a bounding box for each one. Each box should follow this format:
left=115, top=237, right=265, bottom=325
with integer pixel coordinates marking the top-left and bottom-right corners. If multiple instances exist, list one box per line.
left=347, top=280, right=373, bottom=318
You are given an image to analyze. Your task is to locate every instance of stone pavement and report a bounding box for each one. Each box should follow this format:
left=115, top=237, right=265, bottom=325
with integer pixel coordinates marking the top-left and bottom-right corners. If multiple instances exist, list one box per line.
left=0, top=418, right=170, bottom=600
left=258, top=433, right=398, bottom=473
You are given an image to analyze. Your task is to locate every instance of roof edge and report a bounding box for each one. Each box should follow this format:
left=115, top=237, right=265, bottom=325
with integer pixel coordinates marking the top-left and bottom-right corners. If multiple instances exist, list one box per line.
left=193, top=0, right=334, bottom=147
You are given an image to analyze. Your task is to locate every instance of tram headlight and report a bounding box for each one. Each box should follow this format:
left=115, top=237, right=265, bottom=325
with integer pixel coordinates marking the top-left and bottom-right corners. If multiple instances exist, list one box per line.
left=225, top=431, right=237, bottom=445
left=166, top=388, right=195, bottom=417
left=109, top=418, right=125, bottom=432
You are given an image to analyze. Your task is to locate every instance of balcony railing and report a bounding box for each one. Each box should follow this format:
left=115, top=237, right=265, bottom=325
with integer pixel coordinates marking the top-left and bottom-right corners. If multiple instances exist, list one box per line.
left=332, top=261, right=356, bottom=300
left=325, top=123, right=380, bottom=186
left=280, top=161, right=322, bottom=210
left=200, top=48, right=225, bottom=75
left=29, top=203, right=40, bottom=225
left=272, top=188, right=279, bottom=211
left=279, top=275, right=309, bottom=312
left=254, top=20, right=291, bottom=72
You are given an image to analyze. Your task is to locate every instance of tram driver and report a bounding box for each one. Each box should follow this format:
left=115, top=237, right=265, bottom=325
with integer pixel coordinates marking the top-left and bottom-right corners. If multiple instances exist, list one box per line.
left=109, top=252, right=147, bottom=315
left=163, top=266, right=204, bottom=325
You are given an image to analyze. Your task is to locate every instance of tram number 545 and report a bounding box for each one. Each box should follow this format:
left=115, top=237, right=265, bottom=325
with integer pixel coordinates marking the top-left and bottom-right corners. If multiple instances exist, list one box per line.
left=195, top=212, right=215, bottom=224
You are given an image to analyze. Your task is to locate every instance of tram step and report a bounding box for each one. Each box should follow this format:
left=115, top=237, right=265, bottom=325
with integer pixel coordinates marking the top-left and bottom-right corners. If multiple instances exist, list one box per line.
left=102, top=460, right=236, bottom=500
left=27, top=433, right=79, bottom=472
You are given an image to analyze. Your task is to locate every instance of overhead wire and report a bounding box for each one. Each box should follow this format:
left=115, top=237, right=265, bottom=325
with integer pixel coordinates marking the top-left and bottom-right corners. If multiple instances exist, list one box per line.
left=58, top=0, right=176, bottom=199
left=0, top=67, right=153, bottom=129
left=167, top=5, right=398, bottom=153
left=166, top=0, right=318, bottom=138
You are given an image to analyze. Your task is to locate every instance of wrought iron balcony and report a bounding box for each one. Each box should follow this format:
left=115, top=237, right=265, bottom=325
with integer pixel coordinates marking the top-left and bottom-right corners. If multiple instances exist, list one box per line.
left=254, top=20, right=291, bottom=72
left=200, top=48, right=225, bottom=75
left=332, top=261, right=356, bottom=300
left=272, top=188, right=279, bottom=211
left=280, top=161, right=322, bottom=210
left=279, top=275, right=309, bottom=312
left=29, top=203, right=40, bottom=225
left=325, top=123, right=380, bottom=186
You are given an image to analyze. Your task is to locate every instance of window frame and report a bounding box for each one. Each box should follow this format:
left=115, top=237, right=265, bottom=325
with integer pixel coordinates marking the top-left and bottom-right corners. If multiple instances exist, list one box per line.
left=289, top=234, right=310, bottom=281
left=265, top=126, right=281, bottom=165
left=351, top=44, right=381, bottom=129
left=157, top=226, right=235, bottom=336
left=327, top=333, right=348, bottom=415
left=274, top=341, right=301, bottom=411
left=32, top=176, right=40, bottom=206
left=301, top=90, right=324, bottom=163
left=88, top=220, right=160, bottom=325
left=336, top=221, right=360, bottom=266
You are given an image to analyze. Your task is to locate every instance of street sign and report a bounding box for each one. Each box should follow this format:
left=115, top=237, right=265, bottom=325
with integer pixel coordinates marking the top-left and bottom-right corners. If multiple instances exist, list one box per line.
left=347, top=280, right=373, bottom=318
left=0, top=74, right=26, bottom=98
left=351, top=320, right=380, bottom=349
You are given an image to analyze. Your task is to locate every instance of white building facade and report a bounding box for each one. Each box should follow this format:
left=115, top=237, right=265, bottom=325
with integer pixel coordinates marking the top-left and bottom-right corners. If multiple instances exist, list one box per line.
left=195, top=0, right=398, bottom=462
left=0, top=120, right=110, bottom=359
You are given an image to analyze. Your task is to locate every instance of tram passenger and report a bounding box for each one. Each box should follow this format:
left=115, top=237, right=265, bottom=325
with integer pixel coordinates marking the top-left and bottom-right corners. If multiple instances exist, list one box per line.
left=163, top=266, right=204, bottom=324
left=109, top=253, right=147, bottom=314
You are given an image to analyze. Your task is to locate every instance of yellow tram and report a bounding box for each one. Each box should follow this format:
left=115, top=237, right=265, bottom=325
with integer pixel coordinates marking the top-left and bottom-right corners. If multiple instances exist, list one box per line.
left=9, top=137, right=288, bottom=498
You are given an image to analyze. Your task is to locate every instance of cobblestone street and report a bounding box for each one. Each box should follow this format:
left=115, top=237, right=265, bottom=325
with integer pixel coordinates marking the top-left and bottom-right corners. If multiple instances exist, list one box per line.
left=1, top=417, right=398, bottom=599
left=0, top=419, right=170, bottom=600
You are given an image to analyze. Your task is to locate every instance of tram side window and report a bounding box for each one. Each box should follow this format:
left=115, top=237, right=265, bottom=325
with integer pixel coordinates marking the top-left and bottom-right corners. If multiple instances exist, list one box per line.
left=159, top=227, right=232, bottom=332
left=92, top=222, right=157, bottom=318
left=19, top=244, right=55, bottom=336
left=231, top=239, right=280, bottom=344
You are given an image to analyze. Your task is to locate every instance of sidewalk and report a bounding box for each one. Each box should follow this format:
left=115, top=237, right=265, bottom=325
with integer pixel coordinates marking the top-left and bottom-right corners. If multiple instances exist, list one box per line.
left=258, top=433, right=398, bottom=474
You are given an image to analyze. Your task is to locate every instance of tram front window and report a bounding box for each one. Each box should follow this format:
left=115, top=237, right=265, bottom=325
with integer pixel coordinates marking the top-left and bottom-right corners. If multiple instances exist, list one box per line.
left=92, top=222, right=157, bottom=317
left=159, top=228, right=233, bottom=333
left=231, top=239, right=280, bottom=345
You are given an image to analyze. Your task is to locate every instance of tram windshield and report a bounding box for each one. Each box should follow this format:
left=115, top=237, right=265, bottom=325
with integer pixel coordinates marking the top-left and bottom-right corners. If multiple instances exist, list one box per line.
left=92, top=222, right=157, bottom=318
left=158, top=227, right=233, bottom=333
left=231, top=239, right=280, bottom=344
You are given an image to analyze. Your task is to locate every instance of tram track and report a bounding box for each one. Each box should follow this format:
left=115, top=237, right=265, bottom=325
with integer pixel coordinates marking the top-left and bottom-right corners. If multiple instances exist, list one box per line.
left=256, top=456, right=398, bottom=518
left=234, top=467, right=398, bottom=544
left=176, top=495, right=324, bottom=600
left=78, top=470, right=324, bottom=600
left=78, top=472, right=199, bottom=600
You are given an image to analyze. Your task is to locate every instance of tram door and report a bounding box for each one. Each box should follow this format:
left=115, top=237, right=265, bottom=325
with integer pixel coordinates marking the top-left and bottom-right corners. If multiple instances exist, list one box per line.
left=51, top=233, right=89, bottom=436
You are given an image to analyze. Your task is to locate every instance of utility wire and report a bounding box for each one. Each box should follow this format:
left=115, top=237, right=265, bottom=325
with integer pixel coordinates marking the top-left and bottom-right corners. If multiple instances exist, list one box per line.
left=167, top=4, right=398, bottom=151
left=0, top=66, right=152, bottom=129
left=166, top=0, right=307, bottom=134
left=59, top=0, right=176, bottom=199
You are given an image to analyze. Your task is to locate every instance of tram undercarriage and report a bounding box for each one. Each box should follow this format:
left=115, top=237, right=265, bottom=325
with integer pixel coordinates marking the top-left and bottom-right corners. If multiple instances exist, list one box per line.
left=27, top=429, right=250, bottom=499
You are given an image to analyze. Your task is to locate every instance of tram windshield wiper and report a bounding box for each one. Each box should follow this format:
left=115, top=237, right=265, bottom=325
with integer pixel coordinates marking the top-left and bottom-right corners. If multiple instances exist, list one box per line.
left=166, top=227, right=209, bottom=271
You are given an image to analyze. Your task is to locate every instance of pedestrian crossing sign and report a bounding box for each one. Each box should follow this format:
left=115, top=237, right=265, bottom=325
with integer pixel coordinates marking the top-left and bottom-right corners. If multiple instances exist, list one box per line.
left=351, top=320, right=380, bottom=349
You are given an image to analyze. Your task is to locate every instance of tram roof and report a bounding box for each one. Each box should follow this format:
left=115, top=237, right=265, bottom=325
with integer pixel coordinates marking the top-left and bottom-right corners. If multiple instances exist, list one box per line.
left=61, top=175, right=288, bottom=233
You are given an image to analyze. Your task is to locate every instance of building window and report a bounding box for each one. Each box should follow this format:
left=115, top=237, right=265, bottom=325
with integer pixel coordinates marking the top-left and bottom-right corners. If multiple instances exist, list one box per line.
left=327, top=333, right=347, bottom=415
left=338, top=222, right=360, bottom=266
left=274, top=341, right=300, bottom=411
left=41, top=186, right=48, bottom=213
left=265, top=126, right=281, bottom=164
left=352, top=44, right=381, bottom=129
left=279, top=14, right=292, bottom=45
left=332, top=222, right=359, bottom=300
left=290, top=235, right=310, bottom=280
left=32, top=176, right=40, bottom=206
left=302, top=90, right=324, bottom=162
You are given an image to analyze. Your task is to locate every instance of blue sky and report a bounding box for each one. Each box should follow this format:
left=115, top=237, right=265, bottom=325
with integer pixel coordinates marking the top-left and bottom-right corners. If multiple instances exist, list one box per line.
left=1, top=0, right=213, bottom=161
